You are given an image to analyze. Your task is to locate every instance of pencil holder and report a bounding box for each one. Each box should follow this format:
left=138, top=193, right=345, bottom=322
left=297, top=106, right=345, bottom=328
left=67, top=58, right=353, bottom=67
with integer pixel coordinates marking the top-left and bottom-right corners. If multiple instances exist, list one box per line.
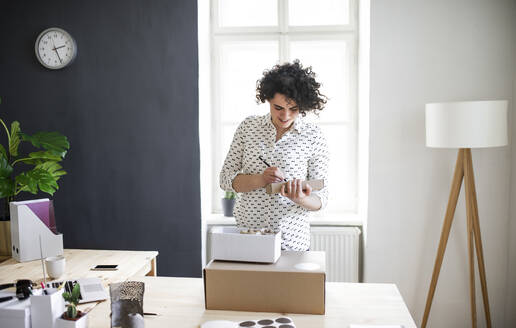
left=30, top=288, right=65, bottom=328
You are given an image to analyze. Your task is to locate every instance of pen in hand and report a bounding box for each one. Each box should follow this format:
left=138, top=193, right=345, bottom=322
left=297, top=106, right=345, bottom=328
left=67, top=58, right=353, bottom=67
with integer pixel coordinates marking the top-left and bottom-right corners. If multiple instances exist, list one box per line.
left=258, top=156, right=287, bottom=182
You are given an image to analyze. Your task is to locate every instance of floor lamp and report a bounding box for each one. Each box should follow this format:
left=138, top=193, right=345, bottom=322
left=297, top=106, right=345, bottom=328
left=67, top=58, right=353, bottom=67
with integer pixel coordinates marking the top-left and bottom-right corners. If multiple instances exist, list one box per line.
left=422, top=100, right=508, bottom=328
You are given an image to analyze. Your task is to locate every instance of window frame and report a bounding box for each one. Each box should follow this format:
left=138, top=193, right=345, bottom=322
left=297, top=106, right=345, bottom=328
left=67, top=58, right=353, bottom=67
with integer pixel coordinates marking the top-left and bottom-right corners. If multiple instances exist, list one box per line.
left=208, top=0, right=360, bottom=218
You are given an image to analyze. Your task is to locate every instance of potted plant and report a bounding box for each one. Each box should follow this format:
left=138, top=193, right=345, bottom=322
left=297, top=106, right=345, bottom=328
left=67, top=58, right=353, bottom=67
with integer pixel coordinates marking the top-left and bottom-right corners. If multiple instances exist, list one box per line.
left=56, top=283, right=88, bottom=328
left=222, top=190, right=236, bottom=217
left=0, top=96, right=70, bottom=256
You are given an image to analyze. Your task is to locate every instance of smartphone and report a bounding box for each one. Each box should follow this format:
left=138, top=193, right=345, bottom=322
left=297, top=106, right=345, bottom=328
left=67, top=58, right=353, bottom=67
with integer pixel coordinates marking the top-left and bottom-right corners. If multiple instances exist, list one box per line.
left=91, top=264, right=118, bottom=271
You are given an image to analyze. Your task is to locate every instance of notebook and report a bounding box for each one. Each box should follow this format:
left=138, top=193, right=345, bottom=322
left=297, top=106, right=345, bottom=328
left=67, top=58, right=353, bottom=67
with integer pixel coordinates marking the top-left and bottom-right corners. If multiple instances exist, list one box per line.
left=45, top=277, right=108, bottom=304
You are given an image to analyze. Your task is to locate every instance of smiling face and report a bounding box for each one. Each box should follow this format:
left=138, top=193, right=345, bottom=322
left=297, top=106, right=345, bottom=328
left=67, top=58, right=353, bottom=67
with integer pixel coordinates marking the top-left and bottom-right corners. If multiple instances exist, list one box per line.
left=268, top=93, right=300, bottom=132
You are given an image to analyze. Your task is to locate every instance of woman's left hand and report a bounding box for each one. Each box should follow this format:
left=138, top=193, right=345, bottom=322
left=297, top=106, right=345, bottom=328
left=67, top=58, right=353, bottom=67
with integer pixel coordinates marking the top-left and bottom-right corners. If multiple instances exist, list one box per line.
left=280, top=179, right=312, bottom=204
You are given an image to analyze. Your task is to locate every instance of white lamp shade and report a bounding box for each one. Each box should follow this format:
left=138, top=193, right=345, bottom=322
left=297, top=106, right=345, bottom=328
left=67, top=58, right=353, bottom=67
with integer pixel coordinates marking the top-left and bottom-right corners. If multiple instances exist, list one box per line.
left=425, top=100, right=508, bottom=148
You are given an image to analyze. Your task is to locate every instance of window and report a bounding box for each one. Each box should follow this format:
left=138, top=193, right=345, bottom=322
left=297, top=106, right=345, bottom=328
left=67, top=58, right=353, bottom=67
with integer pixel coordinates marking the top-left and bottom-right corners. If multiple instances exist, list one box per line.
left=202, top=0, right=360, bottom=219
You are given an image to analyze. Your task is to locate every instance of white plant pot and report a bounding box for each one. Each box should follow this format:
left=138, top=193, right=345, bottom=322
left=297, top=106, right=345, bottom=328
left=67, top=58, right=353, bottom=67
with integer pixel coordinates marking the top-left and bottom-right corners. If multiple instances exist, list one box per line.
left=55, top=313, right=88, bottom=328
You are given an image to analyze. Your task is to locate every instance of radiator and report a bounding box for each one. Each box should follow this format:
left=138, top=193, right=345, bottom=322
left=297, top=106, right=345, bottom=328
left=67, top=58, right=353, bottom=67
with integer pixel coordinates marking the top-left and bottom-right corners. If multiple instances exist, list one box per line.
left=310, top=226, right=361, bottom=282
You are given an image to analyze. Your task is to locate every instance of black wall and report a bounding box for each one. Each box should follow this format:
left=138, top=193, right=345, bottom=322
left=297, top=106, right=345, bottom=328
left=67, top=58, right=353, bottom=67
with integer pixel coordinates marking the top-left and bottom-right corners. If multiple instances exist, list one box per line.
left=0, top=1, right=201, bottom=277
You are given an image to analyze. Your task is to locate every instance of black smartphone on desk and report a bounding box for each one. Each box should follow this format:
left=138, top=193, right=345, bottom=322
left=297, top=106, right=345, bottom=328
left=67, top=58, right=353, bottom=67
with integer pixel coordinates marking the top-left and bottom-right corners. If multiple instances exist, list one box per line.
left=91, top=264, right=118, bottom=271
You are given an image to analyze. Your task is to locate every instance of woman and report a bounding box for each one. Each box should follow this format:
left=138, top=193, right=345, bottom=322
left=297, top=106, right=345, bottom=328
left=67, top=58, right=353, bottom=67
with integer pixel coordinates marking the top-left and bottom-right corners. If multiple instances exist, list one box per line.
left=219, top=60, right=329, bottom=251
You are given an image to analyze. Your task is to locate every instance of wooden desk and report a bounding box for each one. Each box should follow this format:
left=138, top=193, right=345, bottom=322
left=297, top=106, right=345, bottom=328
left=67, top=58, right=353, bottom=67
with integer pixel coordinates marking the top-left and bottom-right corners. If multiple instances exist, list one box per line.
left=88, top=276, right=416, bottom=328
left=0, top=249, right=158, bottom=286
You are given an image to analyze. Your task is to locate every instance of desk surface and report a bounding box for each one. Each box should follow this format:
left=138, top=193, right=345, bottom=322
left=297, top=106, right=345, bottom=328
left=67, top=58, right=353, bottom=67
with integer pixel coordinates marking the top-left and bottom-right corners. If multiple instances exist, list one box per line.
left=0, top=249, right=158, bottom=285
left=88, top=276, right=417, bottom=328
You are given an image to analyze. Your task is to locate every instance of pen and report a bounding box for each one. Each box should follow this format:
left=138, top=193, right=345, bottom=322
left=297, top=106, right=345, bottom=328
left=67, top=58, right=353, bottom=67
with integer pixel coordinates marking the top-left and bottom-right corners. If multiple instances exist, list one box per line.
left=258, top=155, right=271, bottom=167
left=39, top=235, right=46, bottom=286
left=258, top=156, right=287, bottom=182
left=0, top=296, right=14, bottom=303
left=40, top=282, right=48, bottom=295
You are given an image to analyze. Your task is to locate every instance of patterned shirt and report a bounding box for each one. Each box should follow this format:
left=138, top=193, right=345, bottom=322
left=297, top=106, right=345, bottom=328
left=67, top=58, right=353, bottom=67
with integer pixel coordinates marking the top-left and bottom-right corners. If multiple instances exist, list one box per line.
left=219, top=113, right=329, bottom=251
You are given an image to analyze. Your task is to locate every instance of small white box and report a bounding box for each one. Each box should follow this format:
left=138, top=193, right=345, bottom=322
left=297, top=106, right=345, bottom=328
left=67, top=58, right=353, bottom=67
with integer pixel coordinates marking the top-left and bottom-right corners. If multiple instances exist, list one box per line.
left=0, top=296, right=31, bottom=328
left=210, top=226, right=281, bottom=263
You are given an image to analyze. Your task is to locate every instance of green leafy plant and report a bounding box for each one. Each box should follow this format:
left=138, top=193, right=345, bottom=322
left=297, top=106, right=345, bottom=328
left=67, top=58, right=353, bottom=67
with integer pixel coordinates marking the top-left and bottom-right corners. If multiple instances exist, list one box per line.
left=0, top=96, right=70, bottom=217
left=224, top=191, right=236, bottom=199
left=62, top=283, right=81, bottom=319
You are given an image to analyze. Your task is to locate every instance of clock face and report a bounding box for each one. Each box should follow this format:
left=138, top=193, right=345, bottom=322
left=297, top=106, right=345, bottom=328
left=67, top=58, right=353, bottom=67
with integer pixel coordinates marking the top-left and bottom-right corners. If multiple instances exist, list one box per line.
left=35, top=28, right=77, bottom=69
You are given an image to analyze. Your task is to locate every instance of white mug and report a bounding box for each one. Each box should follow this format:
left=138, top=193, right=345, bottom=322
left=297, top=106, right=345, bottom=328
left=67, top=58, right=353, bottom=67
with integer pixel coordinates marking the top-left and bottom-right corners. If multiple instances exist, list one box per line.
left=45, top=255, right=66, bottom=279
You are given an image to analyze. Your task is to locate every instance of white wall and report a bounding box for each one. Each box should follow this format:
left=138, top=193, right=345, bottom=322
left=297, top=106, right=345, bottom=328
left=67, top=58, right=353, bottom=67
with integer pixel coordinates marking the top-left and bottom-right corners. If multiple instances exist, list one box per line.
left=506, top=20, right=516, bottom=325
left=366, top=0, right=516, bottom=327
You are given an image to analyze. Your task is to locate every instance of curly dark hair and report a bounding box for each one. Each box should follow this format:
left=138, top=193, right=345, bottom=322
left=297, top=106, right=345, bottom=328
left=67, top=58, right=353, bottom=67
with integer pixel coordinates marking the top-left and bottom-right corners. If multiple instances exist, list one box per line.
left=255, top=60, right=327, bottom=117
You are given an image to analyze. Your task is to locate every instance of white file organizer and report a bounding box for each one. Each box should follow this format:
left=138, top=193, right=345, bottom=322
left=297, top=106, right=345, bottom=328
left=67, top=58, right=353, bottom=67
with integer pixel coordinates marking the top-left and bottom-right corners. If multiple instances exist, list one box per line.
left=10, top=199, right=63, bottom=262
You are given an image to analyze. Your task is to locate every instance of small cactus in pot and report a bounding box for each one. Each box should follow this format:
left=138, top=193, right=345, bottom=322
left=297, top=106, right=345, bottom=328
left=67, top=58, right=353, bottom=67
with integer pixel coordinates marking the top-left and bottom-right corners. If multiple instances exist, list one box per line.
left=57, top=283, right=88, bottom=328
left=62, top=283, right=81, bottom=319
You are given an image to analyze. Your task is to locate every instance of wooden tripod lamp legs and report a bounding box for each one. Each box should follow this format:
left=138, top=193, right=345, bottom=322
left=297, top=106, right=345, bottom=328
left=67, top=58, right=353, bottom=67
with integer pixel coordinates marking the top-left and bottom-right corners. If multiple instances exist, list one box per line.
left=421, top=149, right=492, bottom=328
left=464, top=149, right=477, bottom=327
left=464, top=149, right=492, bottom=327
left=421, top=150, right=464, bottom=328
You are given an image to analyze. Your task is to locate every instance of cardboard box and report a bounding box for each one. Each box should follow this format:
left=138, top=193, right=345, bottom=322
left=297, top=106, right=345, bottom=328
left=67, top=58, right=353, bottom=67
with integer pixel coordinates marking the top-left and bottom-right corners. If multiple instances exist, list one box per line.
left=265, top=179, right=324, bottom=194
left=204, top=251, right=326, bottom=314
left=210, top=226, right=281, bottom=263
left=0, top=220, right=11, bottom=256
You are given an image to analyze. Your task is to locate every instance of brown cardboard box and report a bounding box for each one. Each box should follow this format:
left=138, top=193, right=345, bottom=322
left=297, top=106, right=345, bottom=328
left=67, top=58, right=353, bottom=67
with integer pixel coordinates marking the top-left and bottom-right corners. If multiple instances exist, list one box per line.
left=204, top=251, right=326, bottom=314
left=0, top=220, right=11, bottom=257
left=265, top=179, right=324, bottom=194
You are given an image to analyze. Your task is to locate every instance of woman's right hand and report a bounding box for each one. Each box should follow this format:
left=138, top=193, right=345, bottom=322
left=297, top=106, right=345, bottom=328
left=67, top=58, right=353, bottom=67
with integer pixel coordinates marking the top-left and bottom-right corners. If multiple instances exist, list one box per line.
left=262, top=167, right=285, bottom=186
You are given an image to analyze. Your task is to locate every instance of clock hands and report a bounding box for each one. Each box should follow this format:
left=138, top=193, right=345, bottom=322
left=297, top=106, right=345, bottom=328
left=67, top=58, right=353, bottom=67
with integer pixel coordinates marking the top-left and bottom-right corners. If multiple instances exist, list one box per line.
left=54, top=49, right=63, bottom=64
left=50, top=37, right=63, bottom=64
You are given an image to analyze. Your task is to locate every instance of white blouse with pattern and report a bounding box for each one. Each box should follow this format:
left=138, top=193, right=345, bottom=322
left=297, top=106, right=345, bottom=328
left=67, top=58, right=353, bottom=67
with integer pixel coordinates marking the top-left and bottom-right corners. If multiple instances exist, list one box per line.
left=219, top=113, right=329, bottom=251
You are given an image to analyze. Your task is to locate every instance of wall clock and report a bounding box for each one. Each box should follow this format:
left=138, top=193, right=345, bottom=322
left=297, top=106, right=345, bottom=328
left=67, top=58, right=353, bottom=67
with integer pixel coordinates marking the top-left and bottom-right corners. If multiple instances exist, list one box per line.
left=35, top=27, right=77, bottom=69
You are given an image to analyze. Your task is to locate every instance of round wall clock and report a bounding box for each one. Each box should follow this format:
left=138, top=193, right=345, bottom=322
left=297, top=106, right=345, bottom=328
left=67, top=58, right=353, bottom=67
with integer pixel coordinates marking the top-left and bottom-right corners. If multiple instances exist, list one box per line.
left=35, top=27, right=77, bottom=69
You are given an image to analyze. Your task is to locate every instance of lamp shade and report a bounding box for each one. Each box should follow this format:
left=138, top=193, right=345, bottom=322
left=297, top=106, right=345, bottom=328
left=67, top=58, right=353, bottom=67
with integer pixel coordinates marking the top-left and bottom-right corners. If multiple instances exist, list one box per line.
left=425, top=100, right=508, bottom=148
